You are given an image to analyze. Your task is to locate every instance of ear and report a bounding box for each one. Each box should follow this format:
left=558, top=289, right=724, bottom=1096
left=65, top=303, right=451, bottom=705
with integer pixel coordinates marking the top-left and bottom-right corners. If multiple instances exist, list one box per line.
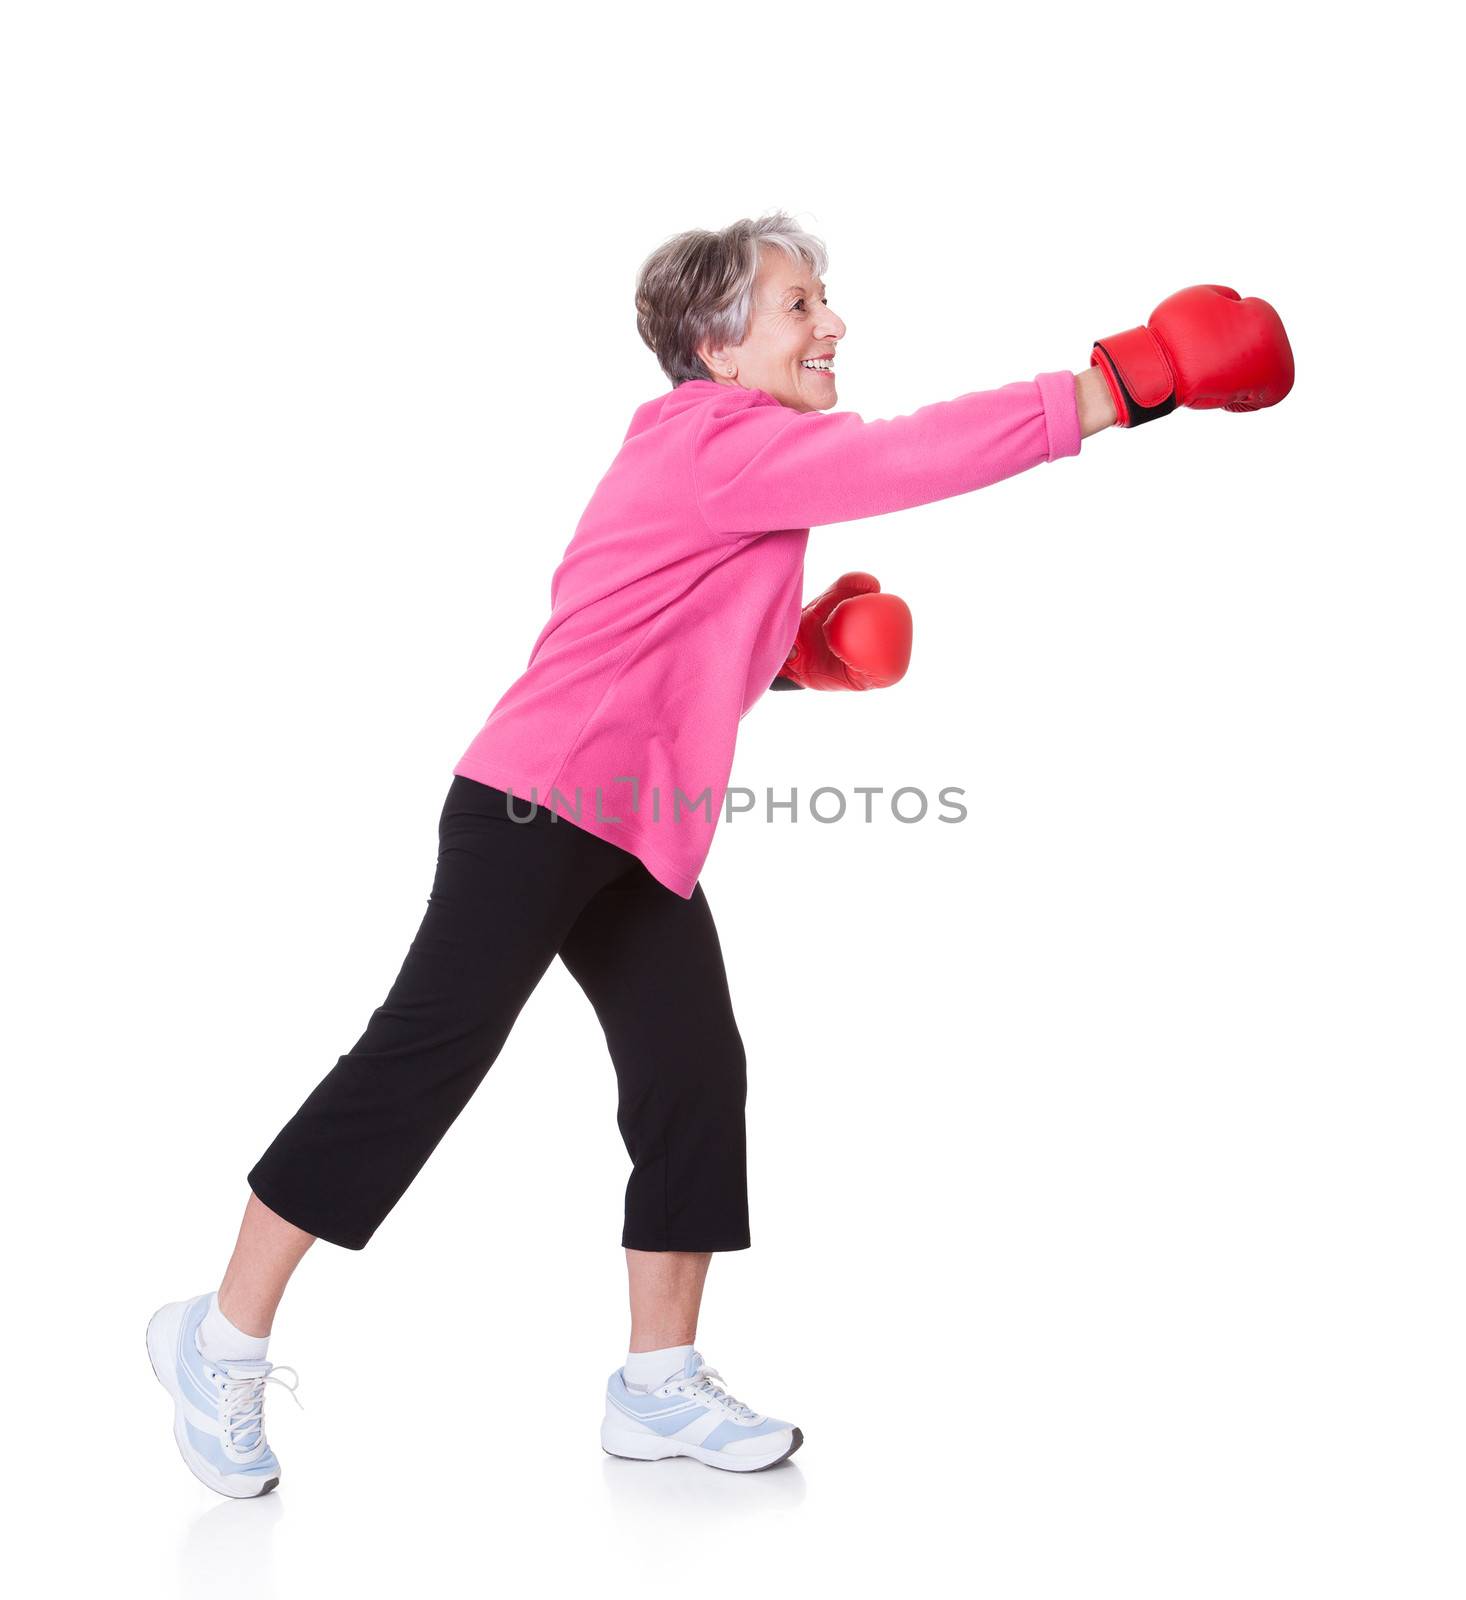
left=697, top=340, right=734, bottom=380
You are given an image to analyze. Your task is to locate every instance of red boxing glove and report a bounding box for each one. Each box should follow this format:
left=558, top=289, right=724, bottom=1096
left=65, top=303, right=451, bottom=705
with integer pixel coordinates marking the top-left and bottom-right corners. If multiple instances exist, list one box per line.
left=1093, top=284, right=1294, bottom=427
left=777, top=571, right=914, bottom=691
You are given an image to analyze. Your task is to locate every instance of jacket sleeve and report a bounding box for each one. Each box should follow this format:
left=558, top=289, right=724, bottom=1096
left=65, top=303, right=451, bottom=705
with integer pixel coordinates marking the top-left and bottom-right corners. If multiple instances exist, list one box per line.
left=691, top=371, right=1081, bottom=535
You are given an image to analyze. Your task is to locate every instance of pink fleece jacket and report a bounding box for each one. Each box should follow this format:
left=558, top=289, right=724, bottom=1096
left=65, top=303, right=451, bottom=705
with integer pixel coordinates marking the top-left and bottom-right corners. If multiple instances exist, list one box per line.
left=453, top=372, right=1082, bottom=897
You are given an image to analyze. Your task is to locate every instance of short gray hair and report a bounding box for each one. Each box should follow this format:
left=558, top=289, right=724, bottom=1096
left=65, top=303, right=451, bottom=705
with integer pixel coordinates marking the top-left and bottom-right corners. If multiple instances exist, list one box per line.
left=635, top=211, right=830, bottom=387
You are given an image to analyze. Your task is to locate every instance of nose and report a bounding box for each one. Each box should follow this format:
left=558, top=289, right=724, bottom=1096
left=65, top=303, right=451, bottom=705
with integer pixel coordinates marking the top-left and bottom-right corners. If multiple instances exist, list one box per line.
left=816, top=304, right=846, bottom=342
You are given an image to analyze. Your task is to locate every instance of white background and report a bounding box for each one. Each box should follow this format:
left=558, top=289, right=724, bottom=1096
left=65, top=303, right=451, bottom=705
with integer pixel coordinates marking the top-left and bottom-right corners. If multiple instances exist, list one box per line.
left=4, top=2, right=1461, bottom=1596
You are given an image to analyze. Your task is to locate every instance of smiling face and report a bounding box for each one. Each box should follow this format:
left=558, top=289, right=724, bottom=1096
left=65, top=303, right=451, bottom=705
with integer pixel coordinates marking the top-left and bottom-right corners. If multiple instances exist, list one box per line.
left=699, top=249, right=847, bottom=412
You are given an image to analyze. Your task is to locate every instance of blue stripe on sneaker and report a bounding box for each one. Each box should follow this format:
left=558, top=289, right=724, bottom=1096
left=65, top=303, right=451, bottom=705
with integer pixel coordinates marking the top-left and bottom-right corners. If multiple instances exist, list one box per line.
left=606, top=1372, right=714, bottom=1435
left=699, top=1416, right=791, bottom=1453
left=607, top=1397, right=706, bottom=1434
left=183, top=1419, right=279, bottom=1479
left=172, top=1294, right=276, bottom=1465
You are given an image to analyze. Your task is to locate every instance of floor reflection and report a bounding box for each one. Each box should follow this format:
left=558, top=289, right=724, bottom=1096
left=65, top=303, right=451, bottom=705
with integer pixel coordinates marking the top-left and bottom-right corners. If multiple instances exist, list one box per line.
left=601, top=1452, right=807, bottom=1517
left=179, top=1490, right=283, bottom=1597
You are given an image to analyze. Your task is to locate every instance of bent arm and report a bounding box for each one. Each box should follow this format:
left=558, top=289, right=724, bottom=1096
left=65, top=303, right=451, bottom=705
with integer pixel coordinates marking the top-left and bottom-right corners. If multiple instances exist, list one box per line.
left=692, top=370, right=1108, bottom=536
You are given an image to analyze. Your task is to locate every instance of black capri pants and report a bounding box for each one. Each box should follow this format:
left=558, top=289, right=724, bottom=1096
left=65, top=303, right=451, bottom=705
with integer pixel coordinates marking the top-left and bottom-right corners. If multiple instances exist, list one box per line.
left=247, top=776, right=751, bottom=1253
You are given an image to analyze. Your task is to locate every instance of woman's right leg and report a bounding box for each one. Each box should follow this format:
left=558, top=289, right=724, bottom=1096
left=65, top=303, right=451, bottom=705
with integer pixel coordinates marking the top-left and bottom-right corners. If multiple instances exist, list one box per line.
left=216, top=1192, right=316, bottom=1337
left=244, top=777, right=635, bottom=1254
left=152, top=778, right=640, bottom=1499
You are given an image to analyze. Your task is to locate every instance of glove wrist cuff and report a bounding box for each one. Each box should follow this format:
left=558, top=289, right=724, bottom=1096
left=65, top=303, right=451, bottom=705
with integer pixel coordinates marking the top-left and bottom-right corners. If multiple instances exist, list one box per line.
left=777, top=639, right=811, bottom=690
left=1092, top=325, right=1179, bottom=428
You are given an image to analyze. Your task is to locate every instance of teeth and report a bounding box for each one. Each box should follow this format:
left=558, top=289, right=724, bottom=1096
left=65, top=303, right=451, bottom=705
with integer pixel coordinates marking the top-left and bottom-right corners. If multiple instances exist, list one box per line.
left=801, top=359, right=834, bottom=371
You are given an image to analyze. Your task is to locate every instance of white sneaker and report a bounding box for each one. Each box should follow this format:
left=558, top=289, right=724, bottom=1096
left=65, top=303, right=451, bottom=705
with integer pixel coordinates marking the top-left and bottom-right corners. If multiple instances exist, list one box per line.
left=601, top=1350, right=802, bottom=1473
left=146, top=1292, right=300, bottom=1498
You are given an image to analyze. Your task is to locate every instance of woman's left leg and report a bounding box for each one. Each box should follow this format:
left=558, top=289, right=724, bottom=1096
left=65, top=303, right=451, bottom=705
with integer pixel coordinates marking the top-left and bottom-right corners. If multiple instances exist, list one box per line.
left=624, top=1246, right=711, bottom=1352
left=558, top=873, right=751, bottom=1258
left=560, top=870, right=801, bottom=1470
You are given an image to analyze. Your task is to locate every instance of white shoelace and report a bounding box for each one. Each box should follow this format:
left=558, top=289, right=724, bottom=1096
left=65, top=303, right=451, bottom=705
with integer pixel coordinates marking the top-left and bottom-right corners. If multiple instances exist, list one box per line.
left=219, top=1364, right=304, bottom=1453
left=681, top=1365, right=757, bottom=1421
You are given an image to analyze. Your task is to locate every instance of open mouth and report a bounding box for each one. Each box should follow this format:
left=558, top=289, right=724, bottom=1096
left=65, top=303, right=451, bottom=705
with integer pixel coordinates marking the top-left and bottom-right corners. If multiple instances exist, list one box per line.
left=800, top=359, right=835, bottom=377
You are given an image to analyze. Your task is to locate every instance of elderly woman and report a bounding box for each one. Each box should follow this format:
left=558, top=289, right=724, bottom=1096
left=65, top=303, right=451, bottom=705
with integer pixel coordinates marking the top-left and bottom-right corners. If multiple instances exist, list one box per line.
left=148, top=212, right=1293, bottom=1496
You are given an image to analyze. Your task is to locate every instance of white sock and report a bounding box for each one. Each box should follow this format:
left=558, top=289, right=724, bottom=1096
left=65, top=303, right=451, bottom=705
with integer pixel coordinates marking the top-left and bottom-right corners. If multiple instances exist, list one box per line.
left=195, top=1292, right=271, bottom=1364
left=623, top=1343, right=694, bottom=1393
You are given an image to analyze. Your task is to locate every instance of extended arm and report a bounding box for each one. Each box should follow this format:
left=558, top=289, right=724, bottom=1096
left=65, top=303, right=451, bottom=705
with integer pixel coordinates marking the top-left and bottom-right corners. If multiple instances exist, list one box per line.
left=692, top=370, right=1083, bottom=536
left=694, top=286, right=1292, bottom=537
